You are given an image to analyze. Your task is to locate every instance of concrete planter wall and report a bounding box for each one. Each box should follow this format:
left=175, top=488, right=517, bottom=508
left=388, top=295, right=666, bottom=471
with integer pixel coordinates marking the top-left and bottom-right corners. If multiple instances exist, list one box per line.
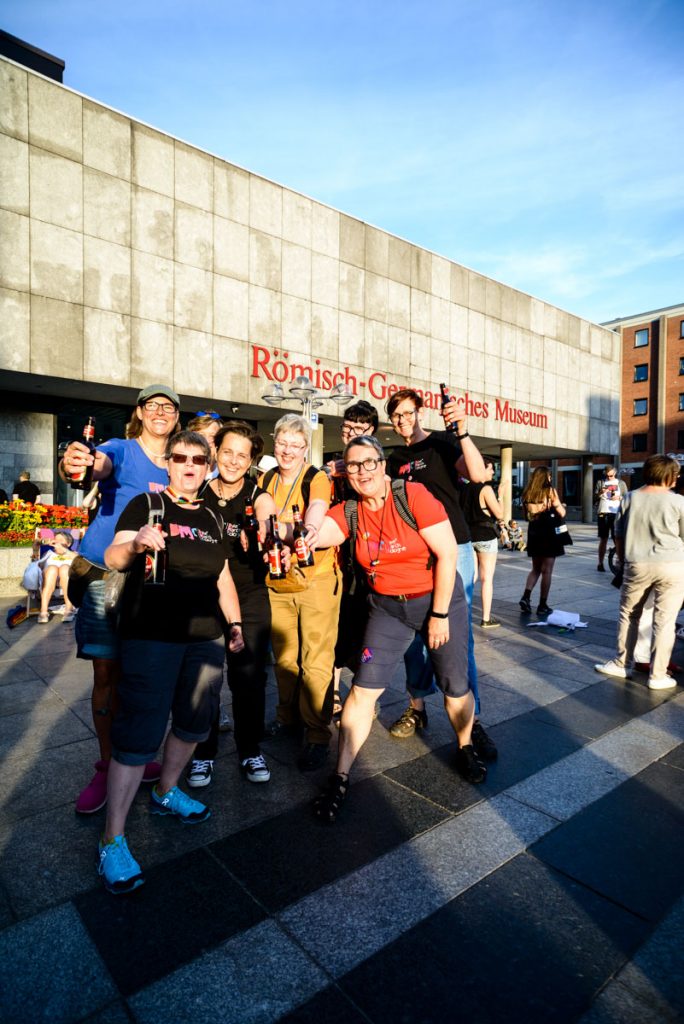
left=0, top=546, right=31, bottom=596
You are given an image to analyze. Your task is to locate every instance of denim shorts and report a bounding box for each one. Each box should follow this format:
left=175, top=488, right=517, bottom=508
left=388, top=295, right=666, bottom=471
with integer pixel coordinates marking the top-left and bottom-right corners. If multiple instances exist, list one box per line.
left=472, top=538, right=499, bottom=554
left=112, top=636, right=225, bottom=765
left=74, top=579, right=120, bottom=661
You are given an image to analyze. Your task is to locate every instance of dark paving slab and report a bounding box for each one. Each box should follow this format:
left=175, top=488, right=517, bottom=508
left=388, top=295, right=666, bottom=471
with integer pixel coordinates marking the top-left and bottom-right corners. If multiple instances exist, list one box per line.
left=0, top=700, right=93, bottom=757
left=0, top=657, right=42, bottom=685
left=0, top=737, right=99, bottom=827
left=0, top=902, right=117, bottom=1024
left=209, top=774, right=450, bottom=913
left=335, top=851, right=648, bottom=1024
left=532, top=759, right=684, bottom=922
left=80, top=1002, right=135, bottom=1024
left=75, top=847, right=266, bottom=997
left=0, top=880, right=14, bottom=931
left=0, top=676, right=61, bottom=716
left=276, top=986, right=369, bottom=1024
left=660, top=740, right=684, bottom=771
left=530, top=676, right=670, bottom=740
left=385, top=713, right=585, bottom=807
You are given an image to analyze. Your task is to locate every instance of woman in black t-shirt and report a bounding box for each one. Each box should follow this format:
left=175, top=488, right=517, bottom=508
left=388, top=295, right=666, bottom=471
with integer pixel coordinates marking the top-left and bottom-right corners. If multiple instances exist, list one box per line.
left=188, top=421, right=277, bottom=788
left=96, top=430, right=244, bottom=895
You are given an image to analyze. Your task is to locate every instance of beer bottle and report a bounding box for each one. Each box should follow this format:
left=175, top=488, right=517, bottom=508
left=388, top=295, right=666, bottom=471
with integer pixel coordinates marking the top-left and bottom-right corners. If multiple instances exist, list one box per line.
left=292, top=504, right=314, bottom=567
left=244, top=503, right=262, bottom=553
left=266, top=514, right=286, bottom=579
left=70, top=417, right=97, bottom=490
left=439, top=383, right=458, bottom=434
left=145, top=511, right=167, bottom=586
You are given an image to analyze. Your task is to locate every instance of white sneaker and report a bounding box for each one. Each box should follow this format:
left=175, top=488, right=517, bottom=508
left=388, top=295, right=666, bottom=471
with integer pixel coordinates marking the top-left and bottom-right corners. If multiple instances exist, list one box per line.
left=186, top=759, right=213, bottom=787
left=648, top=676, right=676, bottom=690
left=240, top=754, right=270, bottom=783
left=594, top=660, right=632, bottom=680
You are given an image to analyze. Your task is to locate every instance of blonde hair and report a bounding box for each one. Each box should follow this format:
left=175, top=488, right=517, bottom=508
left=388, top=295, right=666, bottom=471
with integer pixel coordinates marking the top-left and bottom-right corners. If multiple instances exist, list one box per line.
left=273, top=413, right=312, bottom=445
left=522, top=466, right=554, bottom=506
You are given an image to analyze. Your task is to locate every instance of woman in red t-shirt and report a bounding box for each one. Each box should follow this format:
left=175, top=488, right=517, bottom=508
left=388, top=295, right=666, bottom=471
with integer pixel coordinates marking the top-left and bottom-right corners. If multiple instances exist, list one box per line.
left=307, top=436, right=485, bottom=823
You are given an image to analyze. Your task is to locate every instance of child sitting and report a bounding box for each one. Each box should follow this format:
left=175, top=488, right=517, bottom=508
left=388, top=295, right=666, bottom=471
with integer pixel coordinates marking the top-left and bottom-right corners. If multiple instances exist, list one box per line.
left=507, top=519, right=526, bottom=551
left=35, top=530, right=78, bottom=623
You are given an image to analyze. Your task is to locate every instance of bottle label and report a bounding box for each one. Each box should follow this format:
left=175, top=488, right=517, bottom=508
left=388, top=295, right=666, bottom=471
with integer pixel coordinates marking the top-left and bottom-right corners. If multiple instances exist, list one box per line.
left=268, top=547, right=283, bottom=575
left=83, top=424, right=95, bottom=442
left=294, top=537, right=309, bottom=563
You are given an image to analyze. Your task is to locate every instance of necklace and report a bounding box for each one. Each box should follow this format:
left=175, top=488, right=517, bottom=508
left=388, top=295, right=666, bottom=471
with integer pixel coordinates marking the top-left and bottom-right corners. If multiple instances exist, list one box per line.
left=165, top=485, right=202, bottom=507
left=137, top=436, right=167, bottom=462
left=216, top=478, right=244, bottom=508
left=273, top=465, right=305, bottom=518
left=358, top=487, right=388, bottom=587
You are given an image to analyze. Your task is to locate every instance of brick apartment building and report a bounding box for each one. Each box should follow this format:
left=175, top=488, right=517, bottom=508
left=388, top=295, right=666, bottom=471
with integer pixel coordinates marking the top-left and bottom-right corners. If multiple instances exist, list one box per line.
left=603, top=302, right=684, bottom=486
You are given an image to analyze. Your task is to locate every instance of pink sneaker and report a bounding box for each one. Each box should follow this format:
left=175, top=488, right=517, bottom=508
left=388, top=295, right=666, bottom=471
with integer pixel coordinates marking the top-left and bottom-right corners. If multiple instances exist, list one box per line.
left=142, top=761, right=162, bottom=783
left=75, top=760, right=109, bottom=814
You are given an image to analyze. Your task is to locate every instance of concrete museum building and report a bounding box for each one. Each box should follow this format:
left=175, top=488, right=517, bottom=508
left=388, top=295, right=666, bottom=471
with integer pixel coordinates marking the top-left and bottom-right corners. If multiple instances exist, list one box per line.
left=0, top=43, right=621, bottom=517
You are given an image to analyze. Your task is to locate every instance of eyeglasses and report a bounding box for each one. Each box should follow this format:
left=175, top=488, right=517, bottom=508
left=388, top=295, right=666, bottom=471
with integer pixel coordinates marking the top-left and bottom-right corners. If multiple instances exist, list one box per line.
left=168, top=453, right=209, bottom=466
left=220, top=450, right=251, bottom=465
left=143, top=401, right=177, bottom=414
left=274, top=441, right=307, bottom=453
left=341, top=423, right=372, bottom=437
left=195, top=410, right=222, bottom=420
left=345, top=458, right=384, bottom=474
left=390, top=409, right=417, bottom=423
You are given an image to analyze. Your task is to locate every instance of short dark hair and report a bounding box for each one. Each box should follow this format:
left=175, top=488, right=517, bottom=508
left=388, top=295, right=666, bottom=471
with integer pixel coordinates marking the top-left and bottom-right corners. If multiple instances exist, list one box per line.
left=483, top=456, right=495, bottom=470
left=386, top=388, right=423, bottom=418
left=343, top=401, right=379, bottom=432
left=214, top=421, right=264, bottom=460
left=642, top=454, right=680, bottom=487
left=164, top=430, right=211, bottom=460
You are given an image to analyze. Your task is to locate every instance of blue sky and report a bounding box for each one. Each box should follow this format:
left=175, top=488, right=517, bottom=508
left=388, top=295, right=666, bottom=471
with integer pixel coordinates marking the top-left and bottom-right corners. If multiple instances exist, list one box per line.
left=4, top=0, right=683, bottom=323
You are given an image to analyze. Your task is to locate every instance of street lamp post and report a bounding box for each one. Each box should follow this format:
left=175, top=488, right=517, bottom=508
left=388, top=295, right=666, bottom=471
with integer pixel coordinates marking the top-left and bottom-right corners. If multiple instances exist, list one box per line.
left=261, top=375, right=354, bottom=459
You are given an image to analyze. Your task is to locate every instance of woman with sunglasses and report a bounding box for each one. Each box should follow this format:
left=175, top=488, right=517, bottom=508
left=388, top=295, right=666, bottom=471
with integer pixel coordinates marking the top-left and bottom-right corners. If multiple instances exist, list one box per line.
left=60, top=384, right=181, bottom=814
left=309, top=436, right=483, bottom=824
left=187, top=421, right=277, bottom=787
left=97, top=430, right=244, bottom=894
left=263, top=413, right=342, bottom=772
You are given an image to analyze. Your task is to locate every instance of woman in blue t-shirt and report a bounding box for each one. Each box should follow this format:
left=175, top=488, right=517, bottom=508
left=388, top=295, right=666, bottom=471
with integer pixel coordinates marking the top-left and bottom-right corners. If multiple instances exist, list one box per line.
left=61, top=384, right=181, bottom=815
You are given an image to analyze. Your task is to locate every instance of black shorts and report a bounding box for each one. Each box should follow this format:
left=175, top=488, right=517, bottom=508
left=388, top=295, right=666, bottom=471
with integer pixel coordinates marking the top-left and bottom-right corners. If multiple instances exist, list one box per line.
left=597, top=512, right=617, bottom=540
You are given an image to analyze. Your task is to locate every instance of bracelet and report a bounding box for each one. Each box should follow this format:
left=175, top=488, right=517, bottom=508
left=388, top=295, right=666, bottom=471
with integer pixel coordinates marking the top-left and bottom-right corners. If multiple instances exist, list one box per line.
left=229, top=621, right=242, bottom=628
left=430, top=610, right=449, bottom=619
left=456, top=431, right=469, bottom=440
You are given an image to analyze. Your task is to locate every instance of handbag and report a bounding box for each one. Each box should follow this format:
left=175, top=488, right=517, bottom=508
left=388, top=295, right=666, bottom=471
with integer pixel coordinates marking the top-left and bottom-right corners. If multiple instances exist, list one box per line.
left=67, top=555, right=107, bottom=608
left=103, top=493, right=158, bottom=619
left=265, top=563, right=314, bottom=594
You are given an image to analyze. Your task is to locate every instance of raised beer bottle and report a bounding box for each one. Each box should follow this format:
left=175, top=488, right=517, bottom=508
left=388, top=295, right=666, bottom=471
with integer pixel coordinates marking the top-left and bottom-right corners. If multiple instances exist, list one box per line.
left=70, top=416, right=97, bottom=490
left=145, top=511, right=167, bottom=586
left=267, top=514, right=286, bottom=580
left=439, top=383, right=458, bottom=434
left=292, top=503, right=314, bottom=568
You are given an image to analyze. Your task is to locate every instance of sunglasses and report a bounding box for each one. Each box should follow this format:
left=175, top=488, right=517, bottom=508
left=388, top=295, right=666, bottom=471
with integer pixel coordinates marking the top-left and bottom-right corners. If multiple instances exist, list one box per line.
left=195, top=411, right=222, bottom=420
left=168, top=453, right=209, bottom=466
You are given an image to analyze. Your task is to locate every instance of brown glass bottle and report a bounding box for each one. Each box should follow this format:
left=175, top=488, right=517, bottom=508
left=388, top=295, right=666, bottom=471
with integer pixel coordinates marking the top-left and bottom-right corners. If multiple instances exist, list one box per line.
left=267, top=514, right=286, bottom=579
left=70, top=417, right=97, bottom=490
left=292, top=504, right=314, bottom=567
left=145, top=512, right=167, bottom=586
left=439, top=383, right=458, bottom=433
left=244, top=503, right=262, bottom=553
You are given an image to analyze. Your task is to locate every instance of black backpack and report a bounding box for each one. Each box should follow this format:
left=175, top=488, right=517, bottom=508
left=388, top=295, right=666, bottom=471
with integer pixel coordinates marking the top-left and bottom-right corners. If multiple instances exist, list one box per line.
left=261, top=465, right=320, bottom=509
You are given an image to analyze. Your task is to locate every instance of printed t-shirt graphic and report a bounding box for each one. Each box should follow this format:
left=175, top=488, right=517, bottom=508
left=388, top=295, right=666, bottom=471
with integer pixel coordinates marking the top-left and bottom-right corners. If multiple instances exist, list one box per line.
left=387, top=431, right=470, bottom=544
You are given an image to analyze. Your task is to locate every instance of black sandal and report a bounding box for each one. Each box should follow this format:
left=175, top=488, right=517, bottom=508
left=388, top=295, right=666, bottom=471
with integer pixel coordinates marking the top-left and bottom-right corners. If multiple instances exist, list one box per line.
left=313, top=773, right=349, bottom=824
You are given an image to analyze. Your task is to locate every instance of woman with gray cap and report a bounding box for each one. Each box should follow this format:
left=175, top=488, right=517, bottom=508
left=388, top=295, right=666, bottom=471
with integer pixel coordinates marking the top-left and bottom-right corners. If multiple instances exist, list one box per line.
left=61, top=385, right=181, bottom=814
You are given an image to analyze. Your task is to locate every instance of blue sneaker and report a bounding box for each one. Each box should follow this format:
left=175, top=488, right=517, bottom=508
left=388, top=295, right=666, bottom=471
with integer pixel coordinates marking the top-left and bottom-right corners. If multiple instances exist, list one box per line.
left=98, top=834, right=144, bottom=895
left=149, top=785, right=210, bottom=824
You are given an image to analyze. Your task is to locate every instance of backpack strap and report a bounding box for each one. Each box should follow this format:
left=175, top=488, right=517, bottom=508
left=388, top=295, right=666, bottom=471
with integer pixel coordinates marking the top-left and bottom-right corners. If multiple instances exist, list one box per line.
left=390, top=478, right=418, bottom=531
left=343, top=480, right=433, bottom=576
left=262, top=464, right=320, bottom=509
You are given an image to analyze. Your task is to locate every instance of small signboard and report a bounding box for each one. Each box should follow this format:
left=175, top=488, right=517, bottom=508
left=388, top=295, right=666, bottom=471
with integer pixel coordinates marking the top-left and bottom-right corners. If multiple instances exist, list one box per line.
left=310, top=411, right=319, bottom=427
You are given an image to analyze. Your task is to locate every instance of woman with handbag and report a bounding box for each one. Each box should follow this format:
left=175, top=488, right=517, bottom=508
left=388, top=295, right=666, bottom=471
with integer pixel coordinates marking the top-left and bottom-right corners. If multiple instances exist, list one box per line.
left=61, top=384, right=181, bottom=814
left=186, top=421, right=277, bottom=788
left=97, top=430, right=244, bottom=894
left=519, top=466, right=568, bottom=616
left=262, top=413, right=341, bottom=773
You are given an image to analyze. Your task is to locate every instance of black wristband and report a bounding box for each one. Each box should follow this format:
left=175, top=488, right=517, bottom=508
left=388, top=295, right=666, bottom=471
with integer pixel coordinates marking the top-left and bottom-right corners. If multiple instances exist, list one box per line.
left=229, top=621, right=242, bottom=628
left=456, top=431, right=469, bottom=440
left=430, top=611, right=449, bottom=619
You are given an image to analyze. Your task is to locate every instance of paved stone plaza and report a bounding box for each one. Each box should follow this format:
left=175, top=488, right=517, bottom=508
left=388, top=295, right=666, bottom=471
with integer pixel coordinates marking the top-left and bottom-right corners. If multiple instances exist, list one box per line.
left=0, top=524, right=682, bottom=1023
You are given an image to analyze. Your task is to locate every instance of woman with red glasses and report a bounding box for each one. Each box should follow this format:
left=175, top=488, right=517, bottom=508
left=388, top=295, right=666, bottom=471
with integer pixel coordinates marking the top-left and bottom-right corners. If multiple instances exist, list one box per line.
left=96, top=429, right=244, bottom=894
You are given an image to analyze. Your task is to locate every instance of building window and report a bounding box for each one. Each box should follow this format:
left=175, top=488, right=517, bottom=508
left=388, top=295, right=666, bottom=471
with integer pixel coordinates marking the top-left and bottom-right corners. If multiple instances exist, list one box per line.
left=634, top=328, right=649, bottom=347
left=634, top=364, right=648, bottom=382
left=680, top=357, right=684, bottom=375
left=632, top=434, right=648, bottom=452
left=680, top=394, right=684, bottom=412
left=680, top=320, right=684, bottom=339
left=678, top=430, right=684, bottom=449
left=633, top=398, right=648, bottom=416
